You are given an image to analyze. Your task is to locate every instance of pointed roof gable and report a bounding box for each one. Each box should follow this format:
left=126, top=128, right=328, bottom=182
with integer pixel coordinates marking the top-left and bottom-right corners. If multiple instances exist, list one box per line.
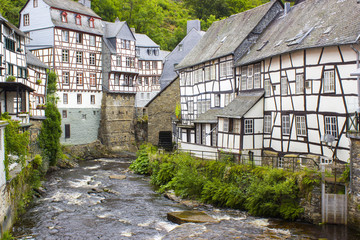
left=176, top=0, right=282, bottom=70
left=103, top=21, right=135, bottom=40
left=237, top=0, right=360, bottom=66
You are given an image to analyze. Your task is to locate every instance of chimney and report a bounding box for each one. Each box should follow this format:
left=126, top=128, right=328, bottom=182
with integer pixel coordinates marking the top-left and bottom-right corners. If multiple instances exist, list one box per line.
left=78, top=0, right=91, bottom=9
left=187, top=20, right=201, bottom=34
left=284, top=2, right=291, bottom=15
left=115, top=17, right=120, bottom=23
left=131, top=28, right=136, bottom=33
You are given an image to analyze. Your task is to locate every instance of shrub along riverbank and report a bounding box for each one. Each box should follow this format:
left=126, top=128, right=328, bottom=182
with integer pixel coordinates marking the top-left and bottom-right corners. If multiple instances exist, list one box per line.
left=130, top=144, right=321, bottom=221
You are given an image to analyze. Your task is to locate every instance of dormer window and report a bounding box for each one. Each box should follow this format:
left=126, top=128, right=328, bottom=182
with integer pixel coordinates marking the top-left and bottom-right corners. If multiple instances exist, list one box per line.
left=89, top=17, right=95, bottom=28
left=61, top=12, right=68, bottom=23
left=147, top=49, right=153, bottom=56
left=76, top=15, right=82, bottom=25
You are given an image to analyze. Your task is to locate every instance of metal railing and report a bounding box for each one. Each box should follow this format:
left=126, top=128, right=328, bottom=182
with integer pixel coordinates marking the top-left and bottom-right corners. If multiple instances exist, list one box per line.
left=347, top=112, right=360, bottom=132
left=173, top=149, right=320, bottom=172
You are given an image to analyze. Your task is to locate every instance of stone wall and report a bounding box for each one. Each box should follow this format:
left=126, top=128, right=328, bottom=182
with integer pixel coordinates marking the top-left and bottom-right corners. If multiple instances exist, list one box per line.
left=348, top=136, right=360, bottom=228
left=147, top=77, right=180, bottom=146
left=300, top=185, right=322, bottom=224
left=98, top=92, right=136, bottom=152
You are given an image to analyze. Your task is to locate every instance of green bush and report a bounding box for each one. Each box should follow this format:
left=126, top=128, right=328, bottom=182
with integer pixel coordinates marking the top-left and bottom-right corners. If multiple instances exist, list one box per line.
left=1, top=231, right=14, bottom=240
left=133, top=144, right=320, bottom=221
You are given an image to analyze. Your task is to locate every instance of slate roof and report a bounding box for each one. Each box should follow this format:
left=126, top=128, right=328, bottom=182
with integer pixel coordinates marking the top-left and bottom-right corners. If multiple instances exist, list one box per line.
left=159, top=28, right=205, bottom=89
left=50, top=9, right=103, bottom=36
left=237, top=0, right=360, bottom=66
left=217, top=90, right=264, bottom=119
left=135, top=33, right=159, bottom=47
left=175, top=1, right=279, bottom=70
left=43, top=0, right=100, bottom=18
left=193, top=108, right=223, bottom=124
left=103, top=20, right=126, bottom=38
left=26, top=50, right=49, bottom=69
left=0, top=13, right=26, bottom=37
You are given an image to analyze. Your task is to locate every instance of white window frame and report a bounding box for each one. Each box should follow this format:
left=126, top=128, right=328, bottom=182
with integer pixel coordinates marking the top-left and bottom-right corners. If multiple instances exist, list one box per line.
left=254, top=63, right=261, bottom=88
left=77, top=94, right=82, bottom=104
left=62, top=49, right=69, bottom=63
left=247, top=65, right=254, bottom=89
left=89, top=35, right=96, bottom=46
left=90, top=73, right=96, bottom=86
left=24, top=14, right=30, bottom=26
left=244, top=119, right=254, bottom=134
left=282, top=115, right=290, bottom=135
left=76, top=51, right=83, bottom=64
left=63, top=93, right=68, bottom=104
left=89, top=53, right=96, bottom=65
left=264, top=114, right=272, bottom=133
left=63, top=72, right=69, bottom=85
left=116, top=56, right=121, bottom=66
left=325, top=116, right=338, bottom=138
left=90, top=95, right=95, bottom=104
left=296, top=74, right=304, bottom=94
left=188, top=101, right=194, bottom=114
left=264, top=79, right=271, bottom=97
left=278, top=157, right=284, bottom=168
left=232, top=119, right=241, bottom=134
left=204, top=67, right=210, bottom=81
left=241, top=66, right=247, bottom=90
left=323, top=70, right=335, bottom=93
left=296, top=116, right=307, bottom=136
left=223, top=118, right=229, bottom=132
left=76, top=72, right=83, bottom=85
left=215, top=94, right=220, bottom=107
left=62, top=30, right=69, bottom=42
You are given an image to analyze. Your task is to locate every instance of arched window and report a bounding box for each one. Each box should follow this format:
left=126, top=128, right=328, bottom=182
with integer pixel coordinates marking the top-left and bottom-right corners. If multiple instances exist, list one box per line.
left=89, top=17, right=95, bottom=28
left=61, top=12, right=68, bottom=23
left=76, top=14, right=82, bottom=25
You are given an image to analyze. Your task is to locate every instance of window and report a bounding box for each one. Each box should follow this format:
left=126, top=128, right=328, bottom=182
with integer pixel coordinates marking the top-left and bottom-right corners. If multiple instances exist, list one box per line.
left=76, top=72, right=83, bottom=85
left=138, top=77, right=142, bottom=85
left=153, top=61, right=157, bottom=69
left=145, top=61, right=150, bottom=69
left=152, top=77, right=159, bottom=85
left=247, top=65, right=253, bottom=89
left=254, top=63, right=261, bottom=88
left=62, top=30, right=69, bottom=42
left=295, top=74, right=304, bottom=94
left=282, top=115, right=290, bottom=135
left=139, top=61, right=142, bottom=69
left=215, top=94, right=220, bottom=107
left=63, top=72, right=69, bottom=85
left=61, top=12, right=68, bottom=23
left=241, top=66, right=247, bottom=90
left=65, top=124, right=70, bottom=138
left=63, top=93, right=68, bottom=104
left=320, top=157, right=333, bottom=165
left=77, top=94, right=82, bottom=104
left=75, top=14, right=82, bottom=25
left=226, top=61, right=232, bottom=76
left=154, top=49, right=159, bottom=56
left=62, top=110, right=67, bottom=118
left=230, top=119, right=241, bottom=133
left=114, top=74, right=120, bottom=85
left=130, top=58, right=135, bottom=67
left=34, top=0, right=38, bottom=7
left=7, top=63, right=13, bottom=76
left=126, top=40, right=130, bottom=49
left=90, top=73, right=96, bottom=86
left=264, top=79, right=271, bottom=96
left=89, top=17, right=95, bottom=28
left=89, top=35, right=96, bottom=46
left=124, top=75, right=129, bottom=85
left=116, top=56, right=121, bottom=66
left=178, top=44, right=183, bottom=51
left=136, top=47, right=140, bottom=56
left=220, top=62, right=227, bottom=77
left=325, top=116, right=338, bottom=138
left=23, top=14, right=29, bottom=26
left=278, top=157, right=284, bottom=168
left=147, top=49, right=153, bottom=55
left=89, top=53, right=96, bottom=65
left=281, top=77, right=288, bottom=95
left=244, top=119, right=253, bottom=134
left=188, top=102, right=194, bottom=114
left=76, top=51, right=83, bottom=64
left=122, top=39, right=126, bottom=48
left=76, top=32, right=83, bottom=44
left=323, top=70, right=335, bottom=93
left=264, top=114, right=272, bottom=133
left=144, top=77, right=149, bottom=85
left=62, top=49, right=69, bottom=62
left=296, top=116, right=307, bottom=136
left=5, top=38, right=15, bottom=51
left=126, top=57, right=131, bottom=67
left=223, top=118, right=229, bottom=132
left=90, top=95, right=95, bottom=104
left=204, top=67, right=210, bottom=81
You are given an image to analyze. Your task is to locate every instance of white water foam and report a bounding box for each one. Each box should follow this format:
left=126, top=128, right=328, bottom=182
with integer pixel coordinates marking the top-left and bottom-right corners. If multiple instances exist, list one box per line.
left=155, top=221, right=178, bottom=232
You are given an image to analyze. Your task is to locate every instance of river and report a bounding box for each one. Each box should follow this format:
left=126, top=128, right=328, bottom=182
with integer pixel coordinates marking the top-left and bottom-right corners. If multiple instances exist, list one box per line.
left=12, top=158, right=360, bottom=240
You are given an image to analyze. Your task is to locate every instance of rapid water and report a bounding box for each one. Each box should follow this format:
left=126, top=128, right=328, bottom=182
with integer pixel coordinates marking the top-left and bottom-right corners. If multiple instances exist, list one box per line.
left=12, top=158, right=360, bottom=240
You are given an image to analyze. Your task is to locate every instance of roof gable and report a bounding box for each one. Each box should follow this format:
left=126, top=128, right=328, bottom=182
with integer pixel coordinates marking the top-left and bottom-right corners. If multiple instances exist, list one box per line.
left=237, top=0, right=360, bottom=66
left=176, top=0, right=282, bottom=69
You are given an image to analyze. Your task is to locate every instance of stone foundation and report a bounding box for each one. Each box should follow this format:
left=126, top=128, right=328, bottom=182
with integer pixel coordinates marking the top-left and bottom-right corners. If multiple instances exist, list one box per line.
left=98, top=92, right=137, bottom=152
left=348, top=136, right=360, bottom=229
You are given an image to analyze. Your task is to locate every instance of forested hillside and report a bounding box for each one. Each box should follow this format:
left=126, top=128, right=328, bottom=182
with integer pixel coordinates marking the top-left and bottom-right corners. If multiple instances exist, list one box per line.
left=0, top=0, right=273, bottom=50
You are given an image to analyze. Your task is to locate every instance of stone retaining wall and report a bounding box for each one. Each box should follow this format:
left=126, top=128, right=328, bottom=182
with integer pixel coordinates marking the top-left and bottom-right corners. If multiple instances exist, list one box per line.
left=348, top=136, right=360, bottom=228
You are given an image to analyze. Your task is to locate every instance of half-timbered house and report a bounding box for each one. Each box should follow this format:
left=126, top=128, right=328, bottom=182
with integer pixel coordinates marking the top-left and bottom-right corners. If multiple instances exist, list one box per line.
left=233, top=0, right=360, bottom=163
left=0, top=14, right=33, bottom=127
left=175, top=0, right=283, bottom=153
left=20, top=0, right=104, bottom=145
left=134, top=32, right=163, bottom=108
left=26, top=50, right=48, bottom=119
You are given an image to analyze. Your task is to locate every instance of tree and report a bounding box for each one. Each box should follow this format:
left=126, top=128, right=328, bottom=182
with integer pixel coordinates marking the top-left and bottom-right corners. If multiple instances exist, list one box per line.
left=38, top=71, right=62, bottom=166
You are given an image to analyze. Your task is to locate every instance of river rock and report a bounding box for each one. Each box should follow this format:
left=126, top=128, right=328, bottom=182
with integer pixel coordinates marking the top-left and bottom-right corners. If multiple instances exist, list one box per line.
left=109, top=175, right=127, bottom=180
left=167, top=210, right=218, bottom=224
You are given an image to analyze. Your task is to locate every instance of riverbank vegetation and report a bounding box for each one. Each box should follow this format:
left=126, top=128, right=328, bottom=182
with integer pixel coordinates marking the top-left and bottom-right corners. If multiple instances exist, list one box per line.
left=130, top=144, right=321, bottom=221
